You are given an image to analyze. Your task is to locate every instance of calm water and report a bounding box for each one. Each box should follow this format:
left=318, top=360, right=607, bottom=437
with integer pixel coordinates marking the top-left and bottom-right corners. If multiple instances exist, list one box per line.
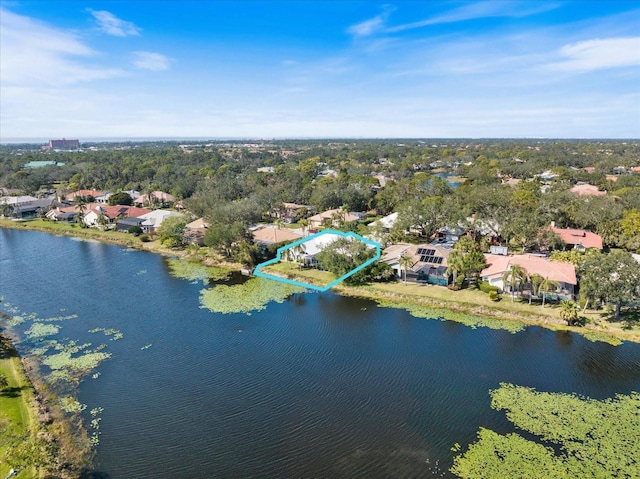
left=1, top=228, right=639, bottom=478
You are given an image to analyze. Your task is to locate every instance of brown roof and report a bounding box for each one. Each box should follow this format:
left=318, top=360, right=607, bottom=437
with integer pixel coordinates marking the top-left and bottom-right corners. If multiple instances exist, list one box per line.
left=481, top=254, right=577, bottom=285
left=252, top=226, right=303, bottom=245
left=309, top=209, right=360, bottom=223
left=186, top=217, right=209, bottom=229
left=551, top=226, right=603, bottom=250
left=66, top=190, right=104, bottom=200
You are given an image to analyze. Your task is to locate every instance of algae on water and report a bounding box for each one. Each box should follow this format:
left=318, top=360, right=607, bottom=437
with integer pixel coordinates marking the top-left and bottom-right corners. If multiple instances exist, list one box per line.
left=200, top=277, right=307, bottom=314
left=166, top=258, right=231, bottom=284
left=376, top=299, right=525, bottom=333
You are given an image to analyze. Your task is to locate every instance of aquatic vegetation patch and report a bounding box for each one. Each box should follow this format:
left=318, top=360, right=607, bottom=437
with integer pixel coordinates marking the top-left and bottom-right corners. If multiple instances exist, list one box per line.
left=577, top=330, right=623, bottom=346
left=167, top=258, right=231, bottom=284
left=59, top=396, right=87, bottom=413
left=89, top=327, right=123, bottom=340
left=200, top=277, right=307, bottom=314
left=42, top=341, right=112, bottom=383
left=451, top=383, right=640, bottom=478
left=140, top=343, right=152, bottom=350
left=25, top=323, right=60, bottom=339
left=377, top=299, right=524, bottom=333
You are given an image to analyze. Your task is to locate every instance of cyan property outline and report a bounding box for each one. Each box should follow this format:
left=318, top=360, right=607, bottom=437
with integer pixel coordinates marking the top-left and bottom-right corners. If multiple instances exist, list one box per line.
left=254, top=229, right=381, bottom=292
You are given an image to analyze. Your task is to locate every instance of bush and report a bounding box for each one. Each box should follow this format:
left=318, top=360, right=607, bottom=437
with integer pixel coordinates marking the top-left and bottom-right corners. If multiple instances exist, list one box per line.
left=128, top=225, right=143, bottom=236
left=488, top=290, right=500, bottom=301
left=478, top=280, right=499, bottom=293
left=139, top=234, right=151, bottom=242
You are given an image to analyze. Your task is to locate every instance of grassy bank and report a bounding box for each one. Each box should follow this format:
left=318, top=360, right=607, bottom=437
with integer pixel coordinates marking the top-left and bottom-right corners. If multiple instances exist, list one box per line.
left=0, top=334, right=37, bottom=479
left=2, top=219, right=638, bottom=344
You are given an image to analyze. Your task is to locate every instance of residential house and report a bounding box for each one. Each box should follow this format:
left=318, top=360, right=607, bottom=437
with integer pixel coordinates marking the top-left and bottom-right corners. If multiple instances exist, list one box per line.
left=368, top=212, right=398, bottom=232
left=381, top=243, right=451, bottom=285
left=550, top=225, right=603, bottom=250
left=137, top=210, right=184, bottom=234
left=285, top=232, right=373, bottom=267
left=46, top=206, right=78, bottom=222
left=134, top=191, right=175, bottom=207
left=83, top=205, right=151, bottom=227
left=252, top=226, right=303, bottom=246
left=570, top=183, right=606, bottom=197
left=183, top=217, right=210, bottom=245
left=65, top=190, right=104, bottom=202
left=481, top=254, right=577, bottom=299
left=308, top=209, right=363, bottom=229
left=0, top=195, right=54, bottom=218
left=273, top=203, right=312, bottom=223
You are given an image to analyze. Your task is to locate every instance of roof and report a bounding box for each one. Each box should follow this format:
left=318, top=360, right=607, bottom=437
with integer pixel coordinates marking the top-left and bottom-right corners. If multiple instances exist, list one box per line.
left=380, top=243, right=413, bottom=264
left=66, top=190, right=104, bottom=200
left=381, top=243, right=451, bottom=270
left=93, top=205, right=151, bottom=219
left=369, top=212, right=398, bottom=229
left=186, top=217, right=209, bottom=229
left=297, top=232, right=373, bottom=256
left=481, top=254, right=577, bottom=285
left=570, top=183, right=606, bottom=197
left=133, top=191, right=175, bottom=204
left=282, top=202, right=308, bottom=210
left=309, top=208, right=361, bottom=223
left=551, top=226, right=603, bottom=249
left=252, top=226, right=303, bottom=245
left=138, top=210, right=183, bottom=226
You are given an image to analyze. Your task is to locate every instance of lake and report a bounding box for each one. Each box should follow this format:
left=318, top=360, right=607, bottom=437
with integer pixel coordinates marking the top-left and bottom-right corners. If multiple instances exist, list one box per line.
left=1, top=228, right=639, bottom=478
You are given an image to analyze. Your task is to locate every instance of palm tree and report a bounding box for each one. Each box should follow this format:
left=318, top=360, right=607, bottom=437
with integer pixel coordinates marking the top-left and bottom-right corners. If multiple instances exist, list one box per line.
left=529, top=273, right=544, bottom=304
left=74, top=195, right=87, bottom=227
left=298, top=218, right=309, bottom=237
left=539, top=277, right=560, bottom=307
left=399, top=255, right=414, bottom=285
left=559, top=300, right=579, bottom=325
left=502, top=264, right=528, bottom=302
left=446, top=250, right=466, bottom=286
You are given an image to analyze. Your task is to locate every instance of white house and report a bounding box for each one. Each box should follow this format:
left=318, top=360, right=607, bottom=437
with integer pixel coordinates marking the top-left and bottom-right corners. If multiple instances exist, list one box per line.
left=138, top=210, right=184, bottom=233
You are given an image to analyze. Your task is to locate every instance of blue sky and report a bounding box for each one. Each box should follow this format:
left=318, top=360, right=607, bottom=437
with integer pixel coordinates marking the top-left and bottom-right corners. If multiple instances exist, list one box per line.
left=1, top=1, right=639, bottom=139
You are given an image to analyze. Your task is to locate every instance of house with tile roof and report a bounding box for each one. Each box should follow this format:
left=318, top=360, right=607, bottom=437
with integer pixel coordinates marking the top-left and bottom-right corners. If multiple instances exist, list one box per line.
left=551, top=225, right=603, bottom=250
left=569, top=183, right=606, bottom=197
left=481, top=254, right=577, bottom=299
left=252, top=225, right=303, bottom=246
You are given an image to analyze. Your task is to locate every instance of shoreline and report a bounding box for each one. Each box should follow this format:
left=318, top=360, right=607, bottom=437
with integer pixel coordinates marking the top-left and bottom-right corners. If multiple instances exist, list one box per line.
left=2, top=220, right=638, bottom=344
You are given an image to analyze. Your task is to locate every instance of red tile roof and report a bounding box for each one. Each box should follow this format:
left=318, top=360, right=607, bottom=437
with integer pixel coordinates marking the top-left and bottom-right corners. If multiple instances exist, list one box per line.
left=481, top=254, right=577, bottom=285
left=551, top=226, right=603, bottom=250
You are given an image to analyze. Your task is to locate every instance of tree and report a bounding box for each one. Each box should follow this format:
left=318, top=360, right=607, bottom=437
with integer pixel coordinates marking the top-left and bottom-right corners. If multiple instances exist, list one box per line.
left=579, top=251, right=640, bottom=319
left=529, top=273, right=544, bottom=305
left=399, top=255, right=414, bottom=285
left=559, top=300, right=580, bottom=325
left=314, top=237, right=376, bottom=284
left=74, top=195, right=87, bottom=227
left=502, top=264, right=528, bottom=302
left=298, top=218, right=309, bottom=236
left=538, top=277, right=560, bottom=307
left=446, top=250, right=466, bottom=287
left=108, top=191, right=133, bottom=206
left=464, top=251, right=487, bottom=287
left=156, top=215, right=187, bottom=248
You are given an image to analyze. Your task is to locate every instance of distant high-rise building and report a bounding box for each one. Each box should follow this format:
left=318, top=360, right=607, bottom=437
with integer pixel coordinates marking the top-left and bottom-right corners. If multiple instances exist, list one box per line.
left=47, top=138, right=80, bottom=150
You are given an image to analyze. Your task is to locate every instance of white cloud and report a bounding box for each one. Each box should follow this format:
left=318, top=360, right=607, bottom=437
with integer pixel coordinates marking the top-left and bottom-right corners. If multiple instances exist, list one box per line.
left=348, top=14, right=385, bottom=37
left=132, top=51, right=172, bottom=71
left=0, top=8, right=124, bottom=86
left=387, top=1, right=561, bottom=33
left=544, top=37, right=640, bottom=72
left=88, top=9, right=140, bottom=37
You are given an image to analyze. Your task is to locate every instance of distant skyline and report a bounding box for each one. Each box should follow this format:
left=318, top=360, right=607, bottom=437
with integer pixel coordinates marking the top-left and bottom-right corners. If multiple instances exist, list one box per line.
left=1, top=1, right=639, bottom=140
